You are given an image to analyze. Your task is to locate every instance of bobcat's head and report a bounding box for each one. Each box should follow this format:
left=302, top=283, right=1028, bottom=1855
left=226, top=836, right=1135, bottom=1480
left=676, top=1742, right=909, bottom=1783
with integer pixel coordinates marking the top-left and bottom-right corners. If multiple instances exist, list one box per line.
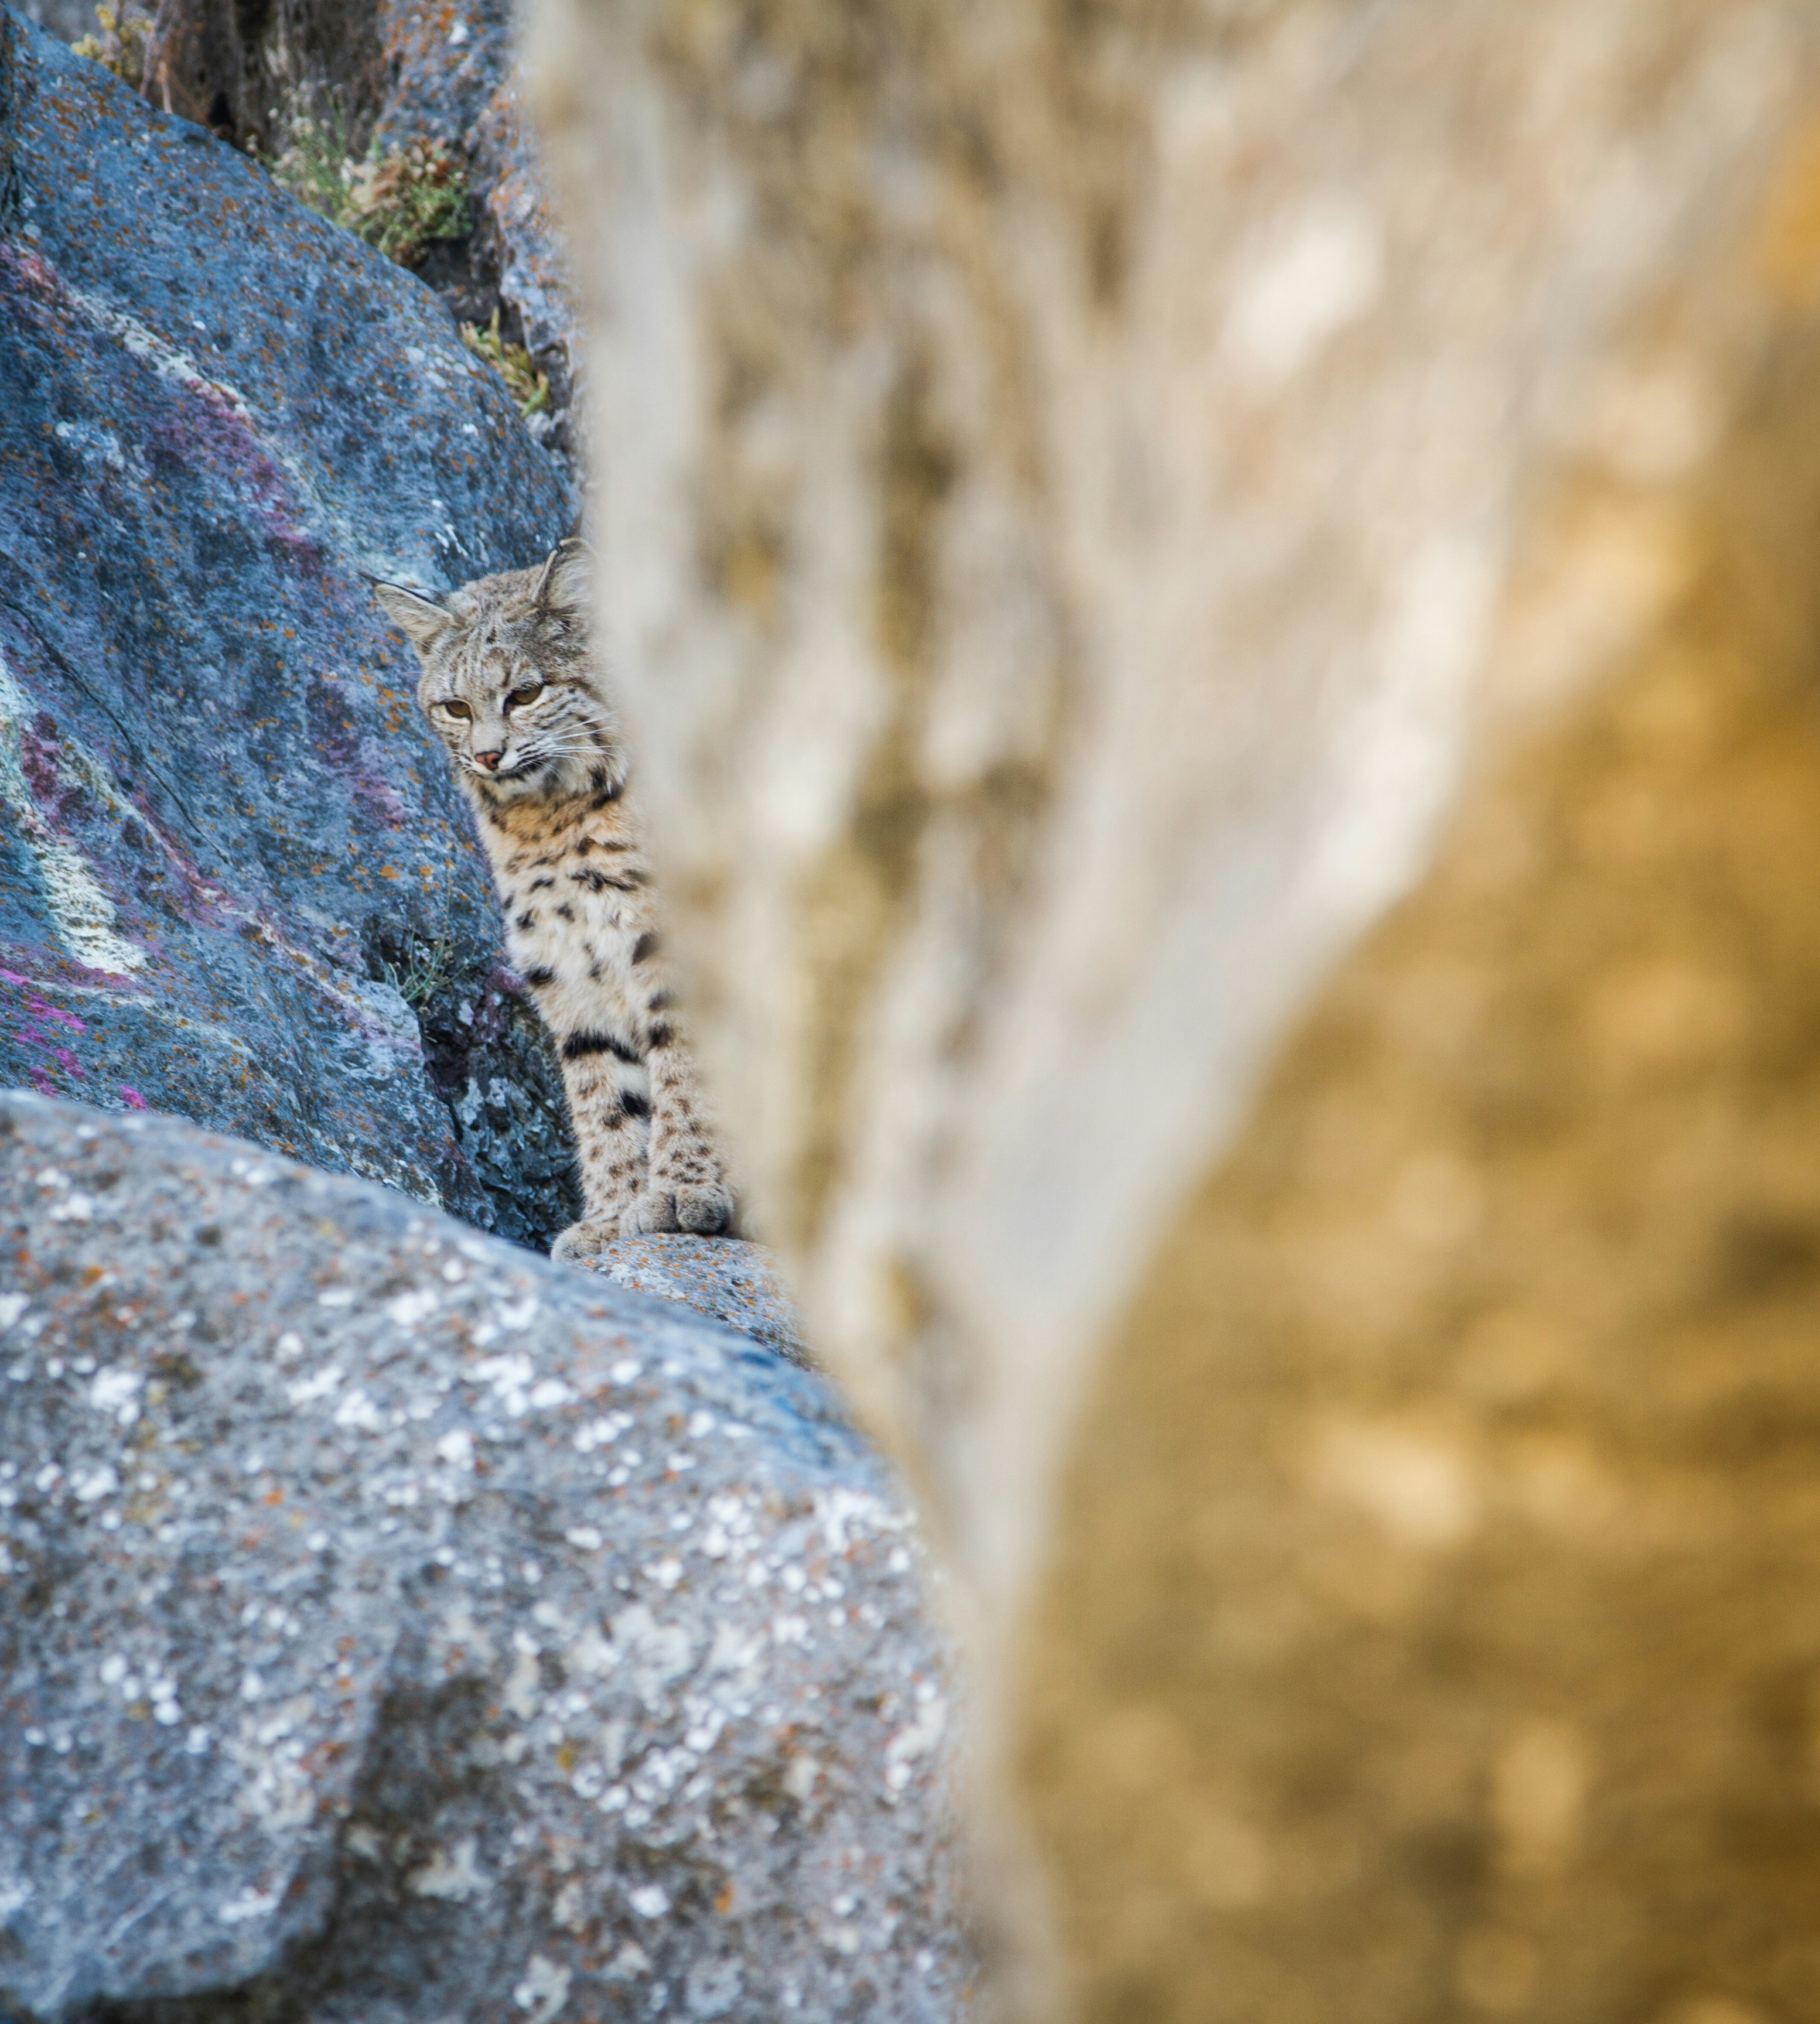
left=377, top=541, right=620, bottom=806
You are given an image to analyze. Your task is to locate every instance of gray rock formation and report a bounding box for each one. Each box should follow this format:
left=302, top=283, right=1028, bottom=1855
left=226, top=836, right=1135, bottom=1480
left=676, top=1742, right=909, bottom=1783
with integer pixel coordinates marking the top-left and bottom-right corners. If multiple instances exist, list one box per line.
left=0, top=11, right=583, bottom=1252
left=54, top=0, right=585, bottom=474
left=578, top=1237, right=811, bottom=1369
left=0, top=1091, right=971, bottom=2022
left=371, top=0, right=582, bottom=470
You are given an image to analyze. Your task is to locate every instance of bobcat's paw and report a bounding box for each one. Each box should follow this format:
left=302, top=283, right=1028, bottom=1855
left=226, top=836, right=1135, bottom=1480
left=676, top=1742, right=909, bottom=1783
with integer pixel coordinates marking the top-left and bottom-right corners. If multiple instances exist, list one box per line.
left=549, top=1218, right=622, bottom=1264
left=632, top=1182, right=736, bottom=1237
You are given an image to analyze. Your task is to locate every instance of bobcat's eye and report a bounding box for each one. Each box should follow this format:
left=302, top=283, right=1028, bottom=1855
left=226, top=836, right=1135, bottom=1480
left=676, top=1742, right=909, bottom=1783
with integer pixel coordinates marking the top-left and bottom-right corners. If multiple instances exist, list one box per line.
left=506, top=683, right=547, bottom=712
left=439, top=699, right=472, bottom=720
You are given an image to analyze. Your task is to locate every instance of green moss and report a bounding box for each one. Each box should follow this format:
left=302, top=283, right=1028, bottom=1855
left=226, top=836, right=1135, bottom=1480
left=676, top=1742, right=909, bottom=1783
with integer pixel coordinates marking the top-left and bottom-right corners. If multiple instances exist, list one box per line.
left=459, top=309, right=551, bottom=421
left=269, top=108, right=470, bottom=271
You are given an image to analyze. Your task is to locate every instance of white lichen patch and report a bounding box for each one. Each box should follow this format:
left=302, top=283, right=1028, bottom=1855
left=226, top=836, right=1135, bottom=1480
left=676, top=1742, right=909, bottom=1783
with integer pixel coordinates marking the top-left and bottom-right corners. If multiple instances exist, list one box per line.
left=407, top=1837, right=491, bottom=1902
left=332, top=1388, right=384, bottom=1432
left=0, top=647, right=146, bottom=975
left=511, top=1953, right=571, bottom=2022
left=216, top=1886, right=281, bottom=1926
left=884, top=1692, right=948, bottom=1794
left=88, top=1368, right=142, bottom=1423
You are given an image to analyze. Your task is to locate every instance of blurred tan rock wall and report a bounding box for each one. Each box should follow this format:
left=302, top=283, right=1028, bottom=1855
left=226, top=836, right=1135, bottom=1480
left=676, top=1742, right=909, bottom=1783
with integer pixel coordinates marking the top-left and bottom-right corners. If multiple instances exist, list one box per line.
left=524, top=0, right=1820, bottom=2009
left=1023, top=346, right=1820, bottom=2020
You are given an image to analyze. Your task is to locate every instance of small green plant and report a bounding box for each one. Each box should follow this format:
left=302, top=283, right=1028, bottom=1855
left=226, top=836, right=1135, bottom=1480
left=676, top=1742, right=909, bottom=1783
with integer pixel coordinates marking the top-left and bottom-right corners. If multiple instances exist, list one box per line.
left=384, top=929, right=455, bottom=1011
left=353, top=137, right=470, bottom=266
left=381, top=873, right=459, bottom=1011
left=270, top=109, right=470, bottom=270
left=71, top=4, right=155, bottom=90
left=460, top=309, right=551, bottom=420
left=268, top=105, right=359, bottom=228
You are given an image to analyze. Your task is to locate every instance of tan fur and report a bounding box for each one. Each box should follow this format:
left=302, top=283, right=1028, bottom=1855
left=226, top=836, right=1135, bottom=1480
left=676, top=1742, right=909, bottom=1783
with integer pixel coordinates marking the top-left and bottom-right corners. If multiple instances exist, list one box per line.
left=376, top=545, right=733, bottom=1257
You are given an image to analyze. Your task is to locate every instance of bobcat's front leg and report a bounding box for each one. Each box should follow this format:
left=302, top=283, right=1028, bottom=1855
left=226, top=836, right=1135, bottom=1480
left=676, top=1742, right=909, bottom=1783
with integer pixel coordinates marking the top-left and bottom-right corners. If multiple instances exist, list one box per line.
left=631, top=970, right=735, bottom=1237
left=547, top=1024, right=651, bottom=1259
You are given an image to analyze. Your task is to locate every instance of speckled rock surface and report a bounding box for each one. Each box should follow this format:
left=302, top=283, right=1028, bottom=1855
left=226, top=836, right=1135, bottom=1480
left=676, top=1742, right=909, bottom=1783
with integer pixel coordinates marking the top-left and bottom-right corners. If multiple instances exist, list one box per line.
left=0, top=1092, right=971, bottom=2023
left=67, top=0, right=588, bottom=475
left=0, top=12, right=583, bottom=1250
left=578, top=1238, right=811, bottom=1369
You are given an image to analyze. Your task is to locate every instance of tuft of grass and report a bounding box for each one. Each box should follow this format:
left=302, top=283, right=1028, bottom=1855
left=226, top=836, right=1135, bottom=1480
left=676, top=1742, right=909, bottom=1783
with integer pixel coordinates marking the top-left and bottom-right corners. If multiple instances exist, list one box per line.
left=384, top=927, right=456, bottom=1011
left=270, top=109, right=470, bottom=270
left=381, top=871, right=460, bottom=1011
left=460, top=309, right=551, bottom=420
left=351, top=137, right=471, bottom=266
left=268, top=104, right=359, bottom=225
left=71, top=4, right=155, bottom=90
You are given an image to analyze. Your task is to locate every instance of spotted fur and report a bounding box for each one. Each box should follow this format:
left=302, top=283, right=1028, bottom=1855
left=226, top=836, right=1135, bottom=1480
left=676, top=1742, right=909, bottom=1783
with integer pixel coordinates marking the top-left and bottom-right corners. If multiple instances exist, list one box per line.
left=376, top=543, right=735, bottom=1257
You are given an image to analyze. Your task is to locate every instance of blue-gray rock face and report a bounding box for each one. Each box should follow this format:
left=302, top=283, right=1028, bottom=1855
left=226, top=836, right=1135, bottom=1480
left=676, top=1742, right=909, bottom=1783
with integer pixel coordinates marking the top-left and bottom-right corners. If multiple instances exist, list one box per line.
left=372, top=0, right=582, bottom=451
left=0, top=10, right=582, bottom=1250
left=0, top=1092, right=972, bottom=2022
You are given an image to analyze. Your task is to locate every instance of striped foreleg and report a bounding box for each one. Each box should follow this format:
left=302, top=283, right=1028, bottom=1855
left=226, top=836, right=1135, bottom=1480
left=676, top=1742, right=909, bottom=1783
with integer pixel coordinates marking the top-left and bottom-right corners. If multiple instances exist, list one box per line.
left=547, top=1024, right=650, bottom=1259
left=631, top=970, right=735, bottom=1236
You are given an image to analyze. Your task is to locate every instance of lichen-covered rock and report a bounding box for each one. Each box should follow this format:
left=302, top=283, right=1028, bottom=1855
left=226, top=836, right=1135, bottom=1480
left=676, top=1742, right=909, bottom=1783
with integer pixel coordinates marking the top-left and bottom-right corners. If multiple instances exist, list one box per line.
left=459, top=73, right=581, bottom=459
left=0, top=1091, right=971, bottom=2023
left=579, top=1236, right=811, bottom=1369
left=0, top=12, right=582, bottom=1249
left=70, top=0, right=586, bottom=473
left=368, top=0, right=583, bottom=471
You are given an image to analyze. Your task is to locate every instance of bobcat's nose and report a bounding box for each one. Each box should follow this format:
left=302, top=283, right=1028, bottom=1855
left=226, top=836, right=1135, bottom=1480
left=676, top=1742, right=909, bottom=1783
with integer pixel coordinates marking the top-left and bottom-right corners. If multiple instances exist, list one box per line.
left=474, top=749, right=503, bottom=772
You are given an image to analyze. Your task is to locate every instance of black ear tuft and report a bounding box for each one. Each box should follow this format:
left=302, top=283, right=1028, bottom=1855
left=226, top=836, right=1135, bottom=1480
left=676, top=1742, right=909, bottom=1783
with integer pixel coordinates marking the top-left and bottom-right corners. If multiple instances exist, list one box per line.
left=375, top=583, right=452, bottom=653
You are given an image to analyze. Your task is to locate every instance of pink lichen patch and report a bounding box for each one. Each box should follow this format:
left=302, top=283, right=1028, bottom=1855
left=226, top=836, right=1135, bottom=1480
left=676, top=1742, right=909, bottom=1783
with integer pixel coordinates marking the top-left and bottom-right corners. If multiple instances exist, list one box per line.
left=119, top=1086, right=148, bottom=1111
left=5, top=971, right=93, bottom=1090
left=122, top=791, right=234, bottom=930
left=148, top=390, right=320, bottom=577
left=352, top=770, right=408, bottom=828
left=1, top=242, right=62, bottom=303
left=18, top=726, right=63, bottom=806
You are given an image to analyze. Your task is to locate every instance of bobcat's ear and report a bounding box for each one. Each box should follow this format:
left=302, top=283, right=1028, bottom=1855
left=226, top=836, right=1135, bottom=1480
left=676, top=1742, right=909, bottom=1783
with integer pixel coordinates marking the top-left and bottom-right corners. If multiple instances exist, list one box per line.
left=375, top=583, right=452, bottom=653
left=533, top=538, right=592, bottom=623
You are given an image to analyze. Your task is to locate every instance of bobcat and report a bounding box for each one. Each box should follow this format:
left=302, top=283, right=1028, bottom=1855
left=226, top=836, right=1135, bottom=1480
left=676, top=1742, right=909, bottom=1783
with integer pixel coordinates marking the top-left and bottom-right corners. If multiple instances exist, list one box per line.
left=376, top=542, right=735, bottom=1259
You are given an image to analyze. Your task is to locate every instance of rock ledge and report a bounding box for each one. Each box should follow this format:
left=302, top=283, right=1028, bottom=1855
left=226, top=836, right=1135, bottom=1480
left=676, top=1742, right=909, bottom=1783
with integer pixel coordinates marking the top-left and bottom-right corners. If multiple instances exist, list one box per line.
left=0, top=1092, right=971, bottom=2024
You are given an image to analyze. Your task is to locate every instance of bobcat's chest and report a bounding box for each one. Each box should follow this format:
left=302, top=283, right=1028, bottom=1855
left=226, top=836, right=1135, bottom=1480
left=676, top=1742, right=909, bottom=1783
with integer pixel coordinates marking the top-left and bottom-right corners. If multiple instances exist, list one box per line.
left=476, top=800, right=650, bottom=1041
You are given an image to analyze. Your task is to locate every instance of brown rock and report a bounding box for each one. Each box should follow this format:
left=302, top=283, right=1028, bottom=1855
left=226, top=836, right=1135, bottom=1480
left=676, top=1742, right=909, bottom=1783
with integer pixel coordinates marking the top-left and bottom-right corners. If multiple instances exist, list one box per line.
left=1021, top=370, right=1820, bottom=2018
